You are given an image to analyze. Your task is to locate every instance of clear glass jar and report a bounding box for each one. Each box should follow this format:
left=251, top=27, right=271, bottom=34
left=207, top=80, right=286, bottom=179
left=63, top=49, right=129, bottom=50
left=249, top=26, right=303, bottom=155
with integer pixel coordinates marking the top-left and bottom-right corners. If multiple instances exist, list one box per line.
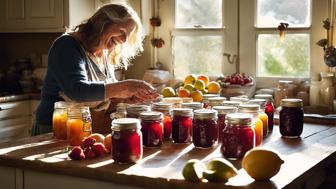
left=111, top=118, right=142, bottom=164
left=140, top=111, right=163, bottom=147
left=110, top=103, right=127, bottom=120
left=212, top=106, right=238, bottom=142
left=255, top=94, right=275, bottom=133
left=67, top=106, right=92, bottom=146
left=279, top=99, right=304, bottom=138
left=320, top=72, right=335, bottom=111
left=172, top=108, right=193, bottom=143
left=249, top=99, right=268, bottom=137
left=53, top=101, right=72, bottom=140
left=202, top=94, right=220, bottom=108
left=152, top=103, right=172, bottom=139
left=239, top=104, right=263, bottom=146
left=208, top=97, right=226, bottom=108
left=126, top=104, right=150, bottom=118
left=221, top=113, right=255, bottom=159
left=192, top=109, right=218, bottom=148
left=181, top=102, right=203, bottom=111
left=222, top=100, right=242, bottom=108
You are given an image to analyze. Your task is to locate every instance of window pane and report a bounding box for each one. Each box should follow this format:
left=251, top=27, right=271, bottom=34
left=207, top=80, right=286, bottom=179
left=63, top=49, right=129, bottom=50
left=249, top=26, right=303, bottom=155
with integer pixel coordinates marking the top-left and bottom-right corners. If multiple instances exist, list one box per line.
left=175, top=0, right=222, bottom=28
left=173, top=36, right=223, bottom=80
left=257, top=34, right=310, bottom=77
left=257, top=0, right=311, bottom=27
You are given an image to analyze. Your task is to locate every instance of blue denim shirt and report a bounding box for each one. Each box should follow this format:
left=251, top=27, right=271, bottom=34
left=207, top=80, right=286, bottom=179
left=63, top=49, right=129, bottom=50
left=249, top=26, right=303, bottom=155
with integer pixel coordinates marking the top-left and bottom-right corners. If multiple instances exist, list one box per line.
left=34, top=35, right=106, bottom=134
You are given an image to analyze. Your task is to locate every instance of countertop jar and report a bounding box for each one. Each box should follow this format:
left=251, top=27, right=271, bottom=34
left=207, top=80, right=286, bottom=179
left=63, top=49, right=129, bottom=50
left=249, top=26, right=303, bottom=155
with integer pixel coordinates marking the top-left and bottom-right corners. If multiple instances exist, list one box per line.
left=222, top=100, right=242, bottom=108
left=111, top=118, right=142, bottom=164
left=213, top=106, right=238, bottom=142
left=53, top=101, right=72, bottom=140
left=152, top=103, right=172, bottom=139
left=126, top=104, right=151, bottom=118
left=279, top=99, right=304, bottom=138
left=221, top=113, right=255, bottom=159
left=67, top=106, right=92, bottom=146
left=202, top=94, right=220, bottom=108
left=320, top=72, right=335, bottom=112
left=192, top=109, right=218, bottom=148
left=255, top=94, right=275, bottom=133
left=229, top=97, right=249, bottom=104
left=248, top=99, right=268, bottom=137
left=172, top=108, right=193, bottom=143
left=140, top=111, right=163, bottom=147
left=181, top=102, right=203, bottom=111
left=208, top=97, right=226, bottom=108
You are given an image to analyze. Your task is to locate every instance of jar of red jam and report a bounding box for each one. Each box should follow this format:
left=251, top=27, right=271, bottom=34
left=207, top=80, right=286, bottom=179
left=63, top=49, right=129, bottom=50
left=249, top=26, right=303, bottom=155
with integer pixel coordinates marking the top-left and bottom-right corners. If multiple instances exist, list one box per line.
left=279, top=99, right=304, bottom=138
left=213, top=106, right=238, bottom=141
left=152, top=103, right=172, bottom=139
left=181, top=102, right=203, bottom=111
left=111, top=118, right=142, bottom=164
left=255, top=94, right=275, bottom=132
left=126, top=104, right=150, bottom=118
left=222, top=100, right=242, bottom=108
left=172, top=108, right=193, bottom=143
left=202, top=94, right=220, bottom=108
left=140, top=111, right=163, bottom=147
left=208, top=97, right=226, bottom=108
left=192, top=109, right=219, bottom=148
left=221, top=113, right=255, bottom=159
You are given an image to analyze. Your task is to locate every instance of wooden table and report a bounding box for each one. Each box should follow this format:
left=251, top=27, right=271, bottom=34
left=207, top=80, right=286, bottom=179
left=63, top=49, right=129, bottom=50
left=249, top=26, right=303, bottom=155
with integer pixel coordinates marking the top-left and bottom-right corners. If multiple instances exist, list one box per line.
left=0, top=123, right=335, bottom=189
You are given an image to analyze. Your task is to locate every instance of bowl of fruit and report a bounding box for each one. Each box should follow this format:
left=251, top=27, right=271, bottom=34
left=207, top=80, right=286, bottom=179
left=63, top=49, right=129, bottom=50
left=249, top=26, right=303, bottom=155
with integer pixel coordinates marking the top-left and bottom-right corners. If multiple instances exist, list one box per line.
left=217, top=73, right=255, bottom=98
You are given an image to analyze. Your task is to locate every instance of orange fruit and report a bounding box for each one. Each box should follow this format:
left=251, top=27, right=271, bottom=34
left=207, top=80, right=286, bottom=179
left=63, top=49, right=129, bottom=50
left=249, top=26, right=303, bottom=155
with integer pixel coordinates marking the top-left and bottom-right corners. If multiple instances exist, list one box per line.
left=184, top=84, right=195, bottom=92
left=178, top=88, right=191, bottom=98
left=197, top=75, right=210, bottom=86
left=104, top=134, right=112, bottom=152
left=207, top=81, right=221, bottom=94
left=88, top=133, right=105, bottom=143
left=190, top=90, right=203, bottom=102
left=194, top=80, right=205, bottom=91
left=184, top=74, right=197, bottom=85
left=162, top=87, right=176, bottom=97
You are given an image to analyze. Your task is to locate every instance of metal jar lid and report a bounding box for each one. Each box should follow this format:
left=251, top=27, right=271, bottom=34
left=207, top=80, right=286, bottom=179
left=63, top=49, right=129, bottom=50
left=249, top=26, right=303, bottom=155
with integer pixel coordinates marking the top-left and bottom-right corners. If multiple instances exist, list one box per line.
left=172, top=108, right=193, bottom=117
left=226, top=113, right=253, bottom=125
left=202, top=94, right=220, bottom=100
left=152, top=102, right=172, bottom=112
left=239, top=104, right=260, bottom=113
left=208, top=97, right=226, bottom=106
left=126, top=104, right=151, bottom=113
left=111, top=118, right=141, bottom=131
left=181, top=102, right=203, bottom=110
left=194, top=109, right=218, bottom=120
left=222, top=100, right=242, bottom=107
left=229, top=97, right=249, bottom=103
left=213, top=106, right=238, bottom=115
left=281, top=98, right=303, bottom=107
left=140, top=111, right=163, bottom=121
left=248, top=99, right=266, bottom=107
left=255, top=94, right=273, bottom=101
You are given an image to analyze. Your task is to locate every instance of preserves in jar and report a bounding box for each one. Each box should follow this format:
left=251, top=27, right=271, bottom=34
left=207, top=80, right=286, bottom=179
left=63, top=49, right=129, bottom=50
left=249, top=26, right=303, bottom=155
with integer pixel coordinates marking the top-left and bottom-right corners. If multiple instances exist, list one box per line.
left=172, top=108, right=193, bottom=143
left=192, top=109, right=218, bottom=148
left=152, top=103, right=172, bottom=139
left=212, top=106, right=238, bottom=141
left=140, top=111, right=163, bottom=147
left=67, top=106, right=92, bottom=146
left=279, top=99, right=304, bottom=138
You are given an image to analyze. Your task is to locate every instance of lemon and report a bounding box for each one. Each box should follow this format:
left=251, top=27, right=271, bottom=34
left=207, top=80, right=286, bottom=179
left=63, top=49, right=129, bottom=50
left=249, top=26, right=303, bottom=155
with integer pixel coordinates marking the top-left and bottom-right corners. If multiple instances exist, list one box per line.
left=207, top=81, right=221, bottom=94
left=194, top=80, right=206, bottom=91
left=161, top=87, right=176, bottom=97
left=203, top=158, right=238, bottom=182
left=242, top=147, right=284, bottom=181
left=182, top=159, right=206, bottom=182
left=184, top=84, right=195, bottom=92
left=184, top=74, right=197, bottom=85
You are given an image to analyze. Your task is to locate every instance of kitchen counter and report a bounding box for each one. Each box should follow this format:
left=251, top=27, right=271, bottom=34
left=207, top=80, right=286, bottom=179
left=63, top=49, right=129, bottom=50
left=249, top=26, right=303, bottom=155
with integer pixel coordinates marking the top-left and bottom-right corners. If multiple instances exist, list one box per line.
left=0, top=123, right=335, bottom=189
left=0, top=93, right=40, bottom=103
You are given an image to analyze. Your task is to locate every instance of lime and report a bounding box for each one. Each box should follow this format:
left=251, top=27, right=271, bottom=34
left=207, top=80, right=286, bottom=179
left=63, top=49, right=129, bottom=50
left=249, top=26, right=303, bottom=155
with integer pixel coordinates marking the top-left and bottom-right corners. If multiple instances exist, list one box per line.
left=203, top=158, right=238, bottom=182
left=182, top=159, right=206, bottom=182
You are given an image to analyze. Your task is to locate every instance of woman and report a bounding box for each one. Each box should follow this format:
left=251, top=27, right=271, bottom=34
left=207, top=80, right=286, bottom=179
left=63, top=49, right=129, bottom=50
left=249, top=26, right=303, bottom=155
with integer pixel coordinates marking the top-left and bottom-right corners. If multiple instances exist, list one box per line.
left=33, top=3, right=159, bottom=135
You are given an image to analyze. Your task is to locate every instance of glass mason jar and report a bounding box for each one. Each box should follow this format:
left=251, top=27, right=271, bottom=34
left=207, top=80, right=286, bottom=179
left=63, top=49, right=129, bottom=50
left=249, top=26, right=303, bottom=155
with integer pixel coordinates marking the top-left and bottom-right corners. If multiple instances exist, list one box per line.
left=67, top=106, right=92, bottom=146
left=222, top=100, right=242, bottom=108
left=229, top=97, right=249, bottom=104
left=248, top=99, right=268, bottom=137
left=172, top=108, right=193, bottom=143
left=111, top=118, right=142, bottom=164
left=126, top=104, right=151, bottom=118
left=255, top=94, right=275, bottom=133
left=110, top=103, right=127, bottom=120
left=208, top=97, right=226, bottom=108
left=192, top=109, right=219, bottom=148
left=221, top=113, right=255, bottom=159
left=140, top=111, right=163, bottom=147
left=152, top=102, right=172, bottom=139
left=239, top=104, right=263, bottom=146
left=202, top=94, right=220, bottom=108
left=181, top=102, right=203, bottom=111
left=279, top=99, right=304, bottom=138
left=53, top=101, right=72, bottom=140
left=212, top=106, right=238, bottom=142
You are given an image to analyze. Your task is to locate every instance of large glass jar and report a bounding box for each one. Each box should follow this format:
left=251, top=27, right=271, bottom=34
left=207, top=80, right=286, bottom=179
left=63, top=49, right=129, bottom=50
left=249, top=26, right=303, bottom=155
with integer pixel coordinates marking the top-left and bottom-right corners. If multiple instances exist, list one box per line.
left=255, top=94, right=275, bottom=133
left=111, top=118, right=142, bottom=164
left=126, top=104, right=150, bottom=118
left=221, top=113, right=255, bottom=159
left=248, top=99, right=268, bottom=137
left=172, top=108, right=193, bottom=143
left=208, top=97, right=226, bottom=108
left=140, top=111, right=163, bottom=147
left=67, top=106, right=92, bottom=146
left=212, top=106, right=238, bottom=141
left=320, top=72, right=335, bottom=112
left=53, top=101, right=72, bottom=140
left=192, top=109, right=218, bottom=148
left=152, top=102, right=172, bottom=139
left=181, top=102, right=203, bottom=111
left=279, top=99, right=304, bottom=138
left=202, top=94, right=220, bottom=108
left=239, top=104, right=263, bottom=146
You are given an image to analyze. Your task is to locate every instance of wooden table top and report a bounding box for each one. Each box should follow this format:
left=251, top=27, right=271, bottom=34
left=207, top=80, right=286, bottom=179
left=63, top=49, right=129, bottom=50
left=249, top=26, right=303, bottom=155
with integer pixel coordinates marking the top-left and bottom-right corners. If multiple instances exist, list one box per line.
left=0, top=123, right=335, bottom=189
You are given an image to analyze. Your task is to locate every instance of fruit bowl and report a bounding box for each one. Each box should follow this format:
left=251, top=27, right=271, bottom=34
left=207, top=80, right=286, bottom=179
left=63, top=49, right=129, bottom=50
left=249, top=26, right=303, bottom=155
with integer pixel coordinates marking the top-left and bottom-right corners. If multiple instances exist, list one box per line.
left=218, top=74, right=256, bottom=98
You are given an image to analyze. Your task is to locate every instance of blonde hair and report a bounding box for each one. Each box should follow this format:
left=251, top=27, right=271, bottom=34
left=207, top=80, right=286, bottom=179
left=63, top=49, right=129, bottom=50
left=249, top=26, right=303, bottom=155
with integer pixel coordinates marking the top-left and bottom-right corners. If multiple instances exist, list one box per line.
left=73, top=3, right=144, bottom=68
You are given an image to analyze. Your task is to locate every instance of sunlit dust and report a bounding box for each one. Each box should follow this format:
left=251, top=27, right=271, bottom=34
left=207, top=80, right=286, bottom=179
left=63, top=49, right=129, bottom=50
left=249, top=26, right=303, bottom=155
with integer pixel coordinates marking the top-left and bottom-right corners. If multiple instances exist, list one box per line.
left=164, top=144, right=194, bottom=167
left=87, top=159, right=114, bottom=168
left=0, top=140, right=57, bottom=155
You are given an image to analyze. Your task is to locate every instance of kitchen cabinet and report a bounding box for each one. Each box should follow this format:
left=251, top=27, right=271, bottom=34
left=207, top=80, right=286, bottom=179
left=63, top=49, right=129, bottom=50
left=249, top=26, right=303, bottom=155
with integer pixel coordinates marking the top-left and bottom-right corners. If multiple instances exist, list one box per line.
left=0, top=0, right=96, bottom=32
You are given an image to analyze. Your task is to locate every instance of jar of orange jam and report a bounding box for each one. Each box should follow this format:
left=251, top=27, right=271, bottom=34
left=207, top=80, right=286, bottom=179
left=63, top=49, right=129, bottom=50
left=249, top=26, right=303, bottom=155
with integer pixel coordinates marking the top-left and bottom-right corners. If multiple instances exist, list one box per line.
left=239, top=104, right=263, bottom=146
left=53, top=101, right=72, bottom=140
left=248, top=99, right=268, bottom=137
left=152, top=102, right=172, bottom=139
left=67, top=106, right=92, bottom=146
